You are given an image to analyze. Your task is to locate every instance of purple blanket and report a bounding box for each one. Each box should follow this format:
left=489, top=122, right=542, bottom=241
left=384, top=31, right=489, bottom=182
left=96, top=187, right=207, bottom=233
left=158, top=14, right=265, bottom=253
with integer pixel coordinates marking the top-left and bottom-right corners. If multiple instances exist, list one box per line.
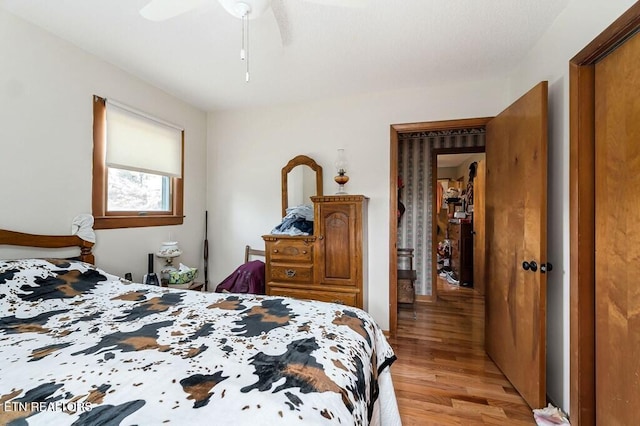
left=215, top=260, right=265, bottom=294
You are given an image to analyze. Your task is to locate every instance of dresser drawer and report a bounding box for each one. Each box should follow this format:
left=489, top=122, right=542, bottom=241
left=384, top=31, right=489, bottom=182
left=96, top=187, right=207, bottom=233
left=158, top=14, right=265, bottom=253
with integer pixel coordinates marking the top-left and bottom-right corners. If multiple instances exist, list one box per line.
left=269, top=286, right=358, bottom=307
left=270, top=265, right=313, bottom=283
left=267, top=239, right=313, bottom=262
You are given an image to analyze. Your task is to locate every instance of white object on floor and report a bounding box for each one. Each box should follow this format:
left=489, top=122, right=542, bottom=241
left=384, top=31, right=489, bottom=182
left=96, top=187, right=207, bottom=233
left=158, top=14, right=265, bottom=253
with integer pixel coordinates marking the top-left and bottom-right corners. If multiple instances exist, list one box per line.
left=533, top=403, right=570, bottom=426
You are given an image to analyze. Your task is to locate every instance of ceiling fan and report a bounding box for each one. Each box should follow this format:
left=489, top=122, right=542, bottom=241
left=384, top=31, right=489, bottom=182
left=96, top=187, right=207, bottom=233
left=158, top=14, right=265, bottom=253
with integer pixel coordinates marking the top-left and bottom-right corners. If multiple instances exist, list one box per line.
left=140, top=0, right=365, bottom=81
left=139, top=0, right=365, bottom=43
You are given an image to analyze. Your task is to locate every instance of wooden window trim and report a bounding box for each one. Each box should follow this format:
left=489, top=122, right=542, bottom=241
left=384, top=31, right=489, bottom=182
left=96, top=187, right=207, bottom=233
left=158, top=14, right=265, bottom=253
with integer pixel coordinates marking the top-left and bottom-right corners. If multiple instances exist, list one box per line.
left=92, top=95, right=184, bottom=230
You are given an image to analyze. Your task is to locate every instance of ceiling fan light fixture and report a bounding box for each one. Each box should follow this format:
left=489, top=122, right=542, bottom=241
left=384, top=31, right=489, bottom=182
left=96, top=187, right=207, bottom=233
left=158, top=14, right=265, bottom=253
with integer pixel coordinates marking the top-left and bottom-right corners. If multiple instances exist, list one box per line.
left=234, top=2, right=251, bottom=18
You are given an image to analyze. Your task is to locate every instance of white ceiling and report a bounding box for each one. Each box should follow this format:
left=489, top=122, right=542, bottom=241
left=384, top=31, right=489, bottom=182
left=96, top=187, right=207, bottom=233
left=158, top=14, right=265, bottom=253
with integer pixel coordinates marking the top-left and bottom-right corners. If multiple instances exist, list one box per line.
left=1, top=0, right=570, bottom=112
left=438, top=153, right=480, bottom=168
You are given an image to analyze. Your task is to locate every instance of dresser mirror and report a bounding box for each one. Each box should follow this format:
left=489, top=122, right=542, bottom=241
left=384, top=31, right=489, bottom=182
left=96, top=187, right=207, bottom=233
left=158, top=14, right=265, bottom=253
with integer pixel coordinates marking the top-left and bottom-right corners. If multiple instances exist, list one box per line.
left=281, top=155, right=323, bottom=217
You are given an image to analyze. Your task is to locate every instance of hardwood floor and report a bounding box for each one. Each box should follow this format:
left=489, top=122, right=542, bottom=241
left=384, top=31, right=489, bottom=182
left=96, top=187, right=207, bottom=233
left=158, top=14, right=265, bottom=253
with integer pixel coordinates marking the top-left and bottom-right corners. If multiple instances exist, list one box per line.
left=387, top=279, right=535, bottom=425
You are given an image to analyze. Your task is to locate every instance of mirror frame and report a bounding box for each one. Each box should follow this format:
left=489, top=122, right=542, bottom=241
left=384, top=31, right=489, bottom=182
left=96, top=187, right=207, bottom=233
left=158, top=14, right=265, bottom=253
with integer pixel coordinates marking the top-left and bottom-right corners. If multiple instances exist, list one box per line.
left=281, top=155, right=323, bottom=217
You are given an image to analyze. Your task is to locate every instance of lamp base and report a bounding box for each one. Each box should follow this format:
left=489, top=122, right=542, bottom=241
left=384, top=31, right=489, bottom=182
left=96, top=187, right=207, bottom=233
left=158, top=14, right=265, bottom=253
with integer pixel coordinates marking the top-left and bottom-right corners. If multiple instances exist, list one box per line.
left=334, top=174, right=349, bottom=195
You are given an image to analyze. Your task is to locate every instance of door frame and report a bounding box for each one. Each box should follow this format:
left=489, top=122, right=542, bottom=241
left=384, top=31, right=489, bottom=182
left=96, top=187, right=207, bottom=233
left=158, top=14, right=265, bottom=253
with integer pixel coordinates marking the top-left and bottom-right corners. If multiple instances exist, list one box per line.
left=569, top=3, right=640, bottom=425
left=389, top=118, right=491, bottom=336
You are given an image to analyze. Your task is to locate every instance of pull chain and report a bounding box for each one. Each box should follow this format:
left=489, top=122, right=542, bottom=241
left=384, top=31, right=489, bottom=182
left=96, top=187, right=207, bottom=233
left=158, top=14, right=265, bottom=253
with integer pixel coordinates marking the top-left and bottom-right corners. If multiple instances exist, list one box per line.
left=245, top=14, right=250, bottom=82
left=240, top=12, right=250, bottom=82
left=240, top=13, right=246, bottom=60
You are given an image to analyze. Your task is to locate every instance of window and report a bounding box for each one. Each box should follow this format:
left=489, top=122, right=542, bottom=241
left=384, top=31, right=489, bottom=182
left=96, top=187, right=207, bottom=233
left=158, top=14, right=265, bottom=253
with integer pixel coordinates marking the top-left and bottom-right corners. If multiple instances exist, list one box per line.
left=92, top=95, right=184, bottom=229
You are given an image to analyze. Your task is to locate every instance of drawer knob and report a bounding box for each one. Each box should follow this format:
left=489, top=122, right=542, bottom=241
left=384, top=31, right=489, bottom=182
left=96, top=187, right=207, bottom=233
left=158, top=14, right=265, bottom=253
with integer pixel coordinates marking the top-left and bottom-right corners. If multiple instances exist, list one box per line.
left=332, top=299, right=344, bottom=304
left=273, top=249, right=279, bottom=253
left=285, top=269, right=296, bottom=278
left=302, top=250, right=307, bottom=254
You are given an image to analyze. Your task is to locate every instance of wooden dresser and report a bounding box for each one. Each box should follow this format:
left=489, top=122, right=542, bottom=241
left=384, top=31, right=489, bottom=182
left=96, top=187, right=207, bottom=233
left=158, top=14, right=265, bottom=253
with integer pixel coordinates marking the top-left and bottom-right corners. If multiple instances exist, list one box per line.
left=448, top=221, right=474, bottom=286
left=263, top=195, right=368, bottom=309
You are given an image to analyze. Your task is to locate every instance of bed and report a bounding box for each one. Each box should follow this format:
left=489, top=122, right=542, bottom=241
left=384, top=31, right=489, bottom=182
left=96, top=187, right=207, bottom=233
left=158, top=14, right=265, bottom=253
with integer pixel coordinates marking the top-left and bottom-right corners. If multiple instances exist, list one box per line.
left=0, top=229, right=400, bottom=425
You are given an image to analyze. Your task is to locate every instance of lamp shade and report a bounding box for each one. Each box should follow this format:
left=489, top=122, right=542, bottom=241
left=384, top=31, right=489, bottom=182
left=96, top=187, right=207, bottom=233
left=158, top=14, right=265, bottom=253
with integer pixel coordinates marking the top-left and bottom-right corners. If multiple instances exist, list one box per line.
left=157, top=241, right=182, bottom=258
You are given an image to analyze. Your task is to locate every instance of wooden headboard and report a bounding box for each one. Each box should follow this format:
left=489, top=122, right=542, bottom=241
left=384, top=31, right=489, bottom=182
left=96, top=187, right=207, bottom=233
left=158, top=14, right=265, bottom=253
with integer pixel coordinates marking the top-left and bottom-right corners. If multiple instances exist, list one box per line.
left=0, top=229, right=95, bottom=264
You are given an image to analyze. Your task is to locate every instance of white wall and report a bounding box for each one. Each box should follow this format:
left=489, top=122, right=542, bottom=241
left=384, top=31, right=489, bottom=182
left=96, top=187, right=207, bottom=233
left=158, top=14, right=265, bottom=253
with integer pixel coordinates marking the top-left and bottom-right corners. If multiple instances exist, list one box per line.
left=504, top=0, right=637, bottom=414
left=207, top=79, right=506, bottom=329
left=455, top=153, right=485, bottom=188
left=0, top=9, right=208, bottom=280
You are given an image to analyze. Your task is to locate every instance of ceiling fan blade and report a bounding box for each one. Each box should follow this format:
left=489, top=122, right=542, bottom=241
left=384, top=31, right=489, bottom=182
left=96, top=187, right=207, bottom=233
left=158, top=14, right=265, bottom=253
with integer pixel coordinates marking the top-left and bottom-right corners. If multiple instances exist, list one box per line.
left=271, top=0, right=292, bottom=46
left=139, top=0, right=208, bottom=22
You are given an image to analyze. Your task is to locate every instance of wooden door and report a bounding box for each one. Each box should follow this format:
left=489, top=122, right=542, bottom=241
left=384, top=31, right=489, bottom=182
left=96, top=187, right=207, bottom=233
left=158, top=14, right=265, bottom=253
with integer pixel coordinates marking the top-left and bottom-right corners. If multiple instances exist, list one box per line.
left=594, top=30, right=640, bottom=426
left=316, top=201, right=356, bottom=285
left=473, top=159, right=486, bottom=294
left=485, top=82, right=548, bottom=409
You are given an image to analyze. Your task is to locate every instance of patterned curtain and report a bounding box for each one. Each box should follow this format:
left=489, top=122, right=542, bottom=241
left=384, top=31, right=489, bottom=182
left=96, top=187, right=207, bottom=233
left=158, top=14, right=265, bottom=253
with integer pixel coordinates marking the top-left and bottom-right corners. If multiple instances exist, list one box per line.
left=397, top=129, right=485, bottom=296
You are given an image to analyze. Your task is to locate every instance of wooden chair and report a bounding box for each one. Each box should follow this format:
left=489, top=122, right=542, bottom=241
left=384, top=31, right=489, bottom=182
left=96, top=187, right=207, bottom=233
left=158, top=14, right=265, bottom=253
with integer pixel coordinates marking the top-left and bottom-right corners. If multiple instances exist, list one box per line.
left=244, top=245, right=265, bottom=263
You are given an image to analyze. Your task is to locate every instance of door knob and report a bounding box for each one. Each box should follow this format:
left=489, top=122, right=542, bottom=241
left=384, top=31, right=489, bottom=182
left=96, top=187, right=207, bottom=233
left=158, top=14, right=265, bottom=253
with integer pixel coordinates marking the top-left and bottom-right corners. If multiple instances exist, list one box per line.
left=522, top=260, right=538, bottom=272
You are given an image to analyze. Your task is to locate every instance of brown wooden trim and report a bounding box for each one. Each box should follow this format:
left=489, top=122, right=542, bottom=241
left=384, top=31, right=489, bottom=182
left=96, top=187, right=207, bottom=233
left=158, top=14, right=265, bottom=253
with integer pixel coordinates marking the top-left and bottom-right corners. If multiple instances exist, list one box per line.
left=430, top=148, right=439, bottom=301
left=392, top=117, right=492, bottom=133
left=175, top=130, right=185, bottom=219
left=262, top=234, right=316, bottom=243
left=569, top=4, right=640, bottom=425
left=281, top=155, right=323, bottom=218
left=92, top=96, right=107, bottom=217
left=389, top=125, right=399, bottom=337
left=571, top=2, right=640, bottom=65
left=94, top=215, right=184, bottom=230
left=569, top=62, right=596, bottom=426
left=0, top=229, right=95, bottom=264
left=92, top=95, right=185, bottom=230
left=389, top=118, right=491, bottom=336
left=311, top=195, right=365, bottom=202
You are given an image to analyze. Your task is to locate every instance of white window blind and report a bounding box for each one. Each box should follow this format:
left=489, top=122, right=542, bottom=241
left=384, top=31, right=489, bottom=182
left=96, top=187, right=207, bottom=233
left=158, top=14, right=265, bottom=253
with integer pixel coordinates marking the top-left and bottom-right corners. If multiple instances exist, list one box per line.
left=106, top=100, right=183, bottom=178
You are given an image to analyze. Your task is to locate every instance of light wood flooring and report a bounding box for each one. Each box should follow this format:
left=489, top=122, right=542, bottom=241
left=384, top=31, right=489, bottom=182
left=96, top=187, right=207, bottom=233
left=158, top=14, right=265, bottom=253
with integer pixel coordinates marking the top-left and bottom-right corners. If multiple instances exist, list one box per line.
left=387, top=279, right=535, bottom=425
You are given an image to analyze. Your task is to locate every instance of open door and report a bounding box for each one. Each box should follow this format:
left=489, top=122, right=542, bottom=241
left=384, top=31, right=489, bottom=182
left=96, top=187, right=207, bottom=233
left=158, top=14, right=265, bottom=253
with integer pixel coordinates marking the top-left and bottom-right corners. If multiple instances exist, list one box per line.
left=485, top=82, right=548, bottom=409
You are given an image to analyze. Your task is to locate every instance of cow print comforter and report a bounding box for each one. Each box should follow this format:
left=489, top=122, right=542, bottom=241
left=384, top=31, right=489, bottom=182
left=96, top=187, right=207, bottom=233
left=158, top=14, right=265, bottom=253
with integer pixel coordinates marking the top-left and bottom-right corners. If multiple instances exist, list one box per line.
left=0, top=259, right=396, bottom=425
